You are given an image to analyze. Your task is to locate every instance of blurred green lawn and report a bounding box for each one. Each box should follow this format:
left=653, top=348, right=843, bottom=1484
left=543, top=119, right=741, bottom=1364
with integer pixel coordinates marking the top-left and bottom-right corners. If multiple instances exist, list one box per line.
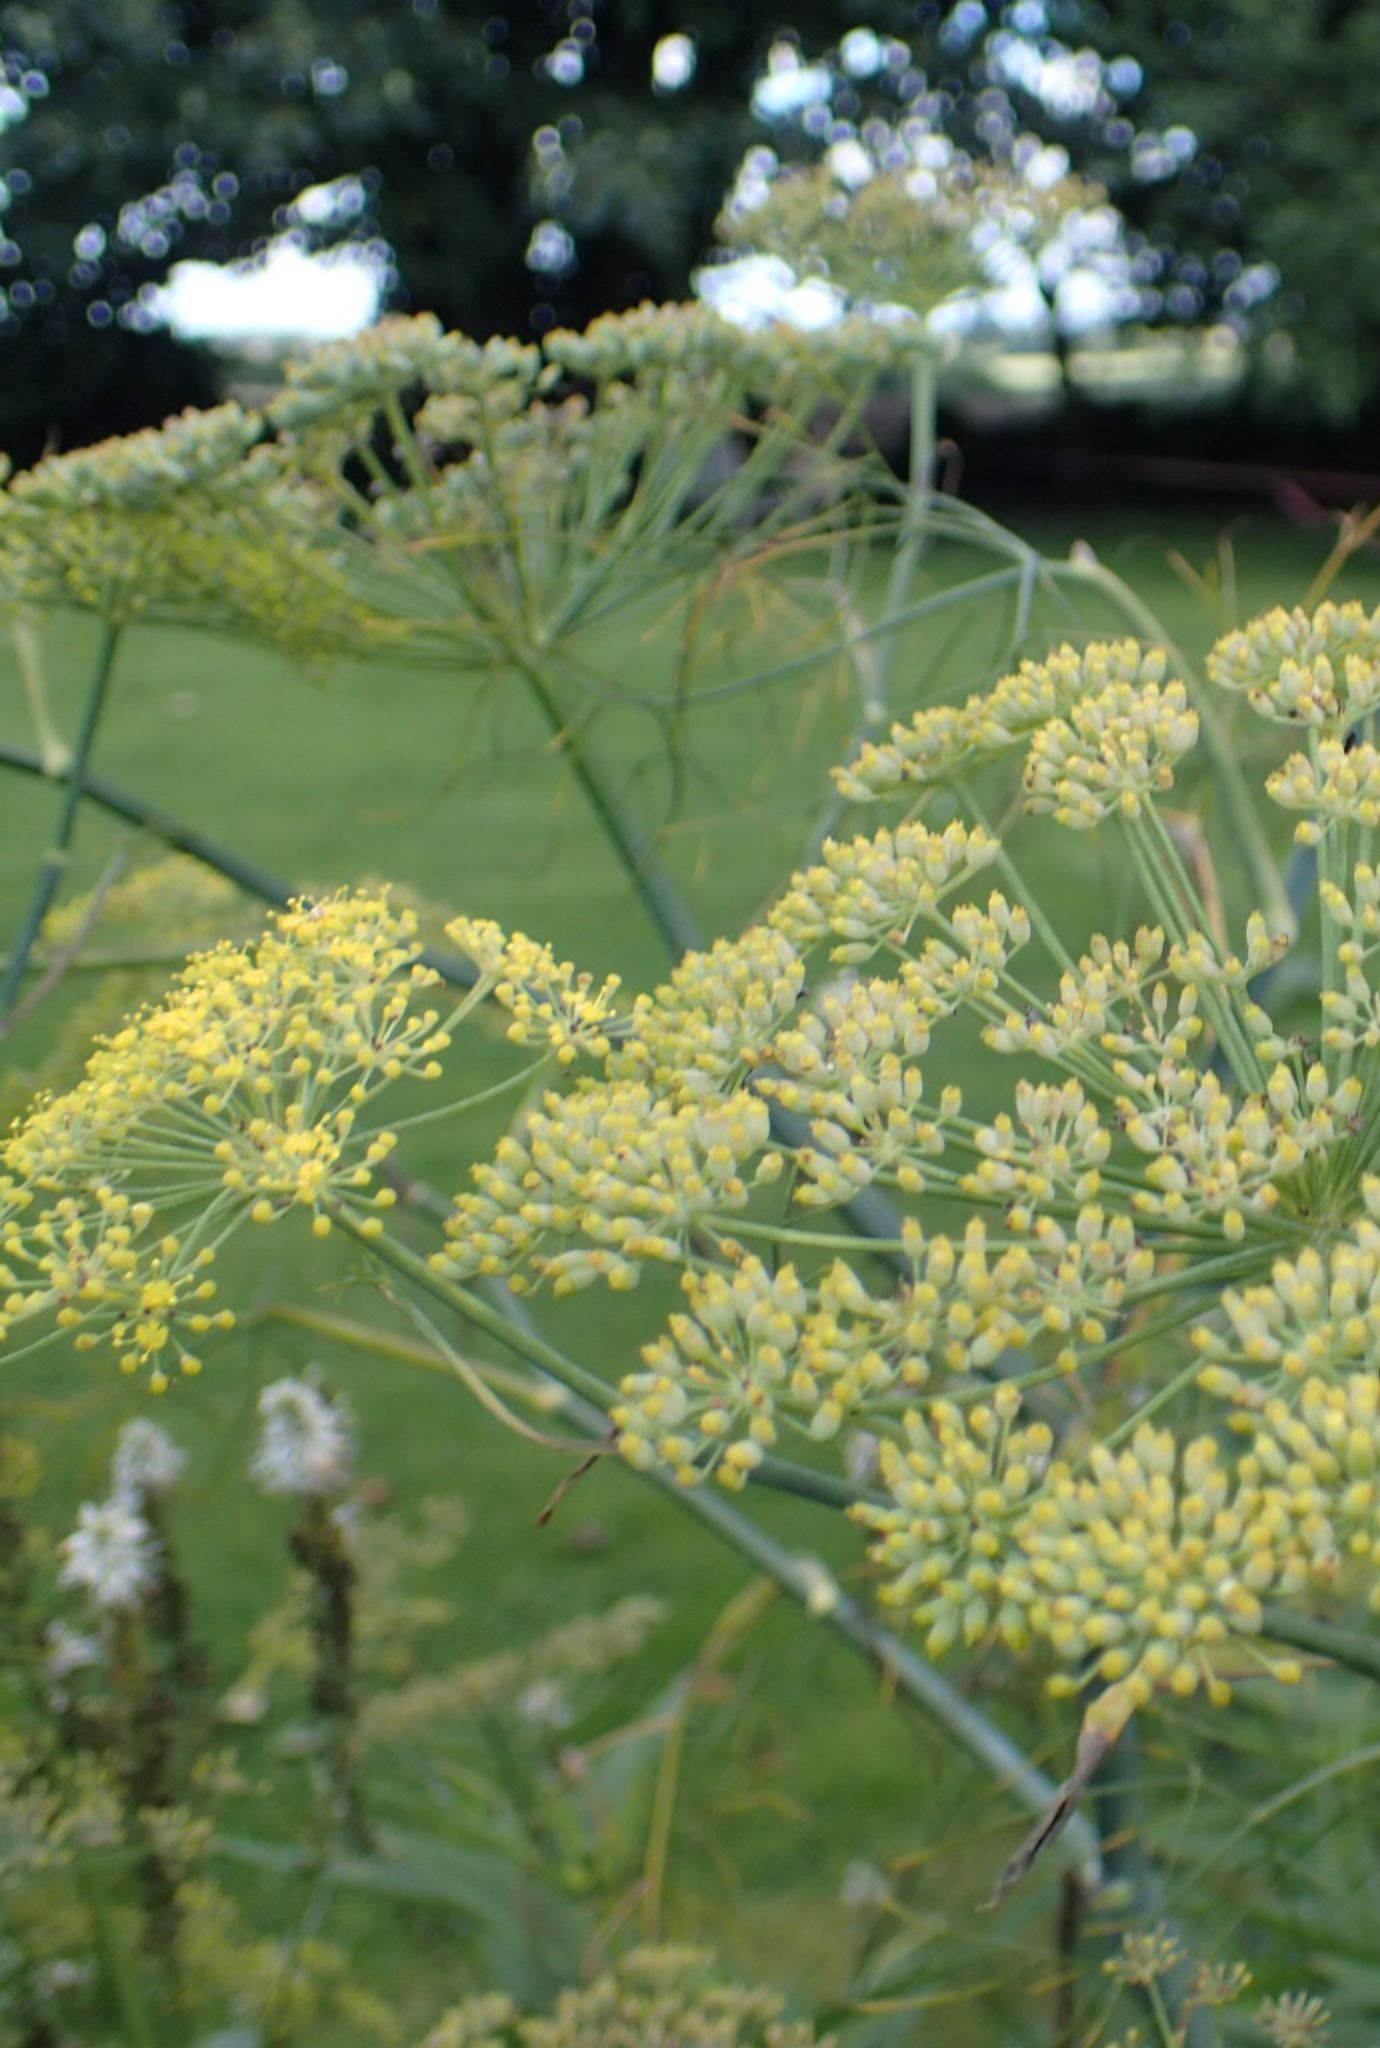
left=3, top=502, right=1378, bottom=2031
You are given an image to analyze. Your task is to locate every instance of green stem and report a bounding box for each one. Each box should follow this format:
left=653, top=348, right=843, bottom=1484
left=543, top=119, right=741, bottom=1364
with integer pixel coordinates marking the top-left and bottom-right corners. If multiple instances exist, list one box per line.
left=10, top=612, right=68, bottom=774
left=806, top=358, right=939, bottom=859
left=695, top=564, right=1025, bottom=706
left=0, top=742, right=479, bottom=993
left=0, top=622, right=122, bottom=1016
left=1261, top=1604, right=1380, bottom=1685
left=509, top=644, right=704, bottom=958
left=869, top=354, right=937, bottom=707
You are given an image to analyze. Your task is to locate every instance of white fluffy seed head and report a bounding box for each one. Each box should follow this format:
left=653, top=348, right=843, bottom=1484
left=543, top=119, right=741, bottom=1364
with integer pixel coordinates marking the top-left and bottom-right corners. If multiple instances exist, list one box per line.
left=59, top=1497, right=158, bottom=1612
left=250, top=1377, right=354, bottom=1498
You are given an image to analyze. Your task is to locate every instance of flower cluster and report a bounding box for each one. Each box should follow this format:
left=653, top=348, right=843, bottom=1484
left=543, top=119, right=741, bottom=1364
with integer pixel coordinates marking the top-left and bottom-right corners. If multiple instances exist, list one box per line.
left=251, top=1379, right=356, bottom=1499
left=1238, top=1373, right=1380, bottom=1596
left=262, top=295, right=927, bottom=668
left=856, top=1389, right=1052, bottom=1655
left=446, top=917, right=622, bottom=1064
left=768, top=818, right=1000, bottom=960
left=1208, top=600, right=1380, bottom=734
left=984, top=925, right=1200, bottom=1067
left=57, top=1416, right=189, bottom=1618
left=612, top=1211, right=1151, bottom=1487
left=268, top=314, right=518, bottom=442
left=1, top=893, right=458, bottom=1382
left=420, top=603, right=1380, bottom=1715
left=0, top=296, right=932, bottom=683
left=419, top=1945, right=829, bottom=2048
left=834, top=640, right=1169, bottom=802
left=1196, top=1215, right=1380, bottom=1410
left=435, top=1083, right=781, bottom=1293
left=21, top=596, right=1380, bottom=1744
left=1267, top=738, right=1380, bottom=845
left=1019, top=1428, right=1302, bottom=1706
left=1116, top=1060, right=1359, bottom=1240
left=858, top=1414, right=1308, bottom=1706
left=614, top=1257, right=814, bottom=1486
left=58, top=1497, right=159, bottom=1613
left=718, top=155, right=1098, bottom=323
left=5, top=406, right=259, bottom=515
left=1022, top=676, right=1198, bottom=827
left=611, top=926, right=806, bottom=1099
left=0, top=407, right=382, bottom=659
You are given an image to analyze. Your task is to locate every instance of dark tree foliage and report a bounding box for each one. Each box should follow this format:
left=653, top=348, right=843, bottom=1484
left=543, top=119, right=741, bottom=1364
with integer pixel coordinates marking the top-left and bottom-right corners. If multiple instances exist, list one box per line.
left=0, top=0, right=1377, bottom=460
left=1082, top=0, right=1380, bottom=426
left=0, top=0, right=917, bottom=458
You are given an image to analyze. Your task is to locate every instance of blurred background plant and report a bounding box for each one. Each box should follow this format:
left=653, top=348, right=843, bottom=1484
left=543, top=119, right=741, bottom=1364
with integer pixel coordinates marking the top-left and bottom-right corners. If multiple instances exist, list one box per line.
left=0, top=1389, right=731, bottom=2044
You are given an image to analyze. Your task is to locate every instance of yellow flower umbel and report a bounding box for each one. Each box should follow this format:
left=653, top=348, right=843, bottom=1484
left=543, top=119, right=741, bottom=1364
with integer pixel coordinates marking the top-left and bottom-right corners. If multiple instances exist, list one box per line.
left=1239, top=1372, right=1380, bottom=1601
left=853, top=1387, right=1052, bottom=1656
left=1, top=892, right=460, bottom=1381
left=1208, top=600, right=1380, bottom=733
left=0, top=1189, right=229, bottom=1390
left=1267, top=739, right=1380, bottom=846
left=1023, top=676, right=1198, bottom=828
left=611, top=927, right=806, bottom=1100
left=835, top=640, right=1170, bottom=802
left=0, top=405, right=384, bottom=661
left=769, top=818, right=1000, bottom=961
left=1018, top=1429, right=1302, bottom=1707
left=20, top=598, right=1380, bottom=1760
left=445, top=917, right=621, bottom=1065
left=1197, top=1218, right=1380, bottom=1412
left=434, top=1082, right=781, bottom=1294
left=613, top=1257, right=812, bottom=1487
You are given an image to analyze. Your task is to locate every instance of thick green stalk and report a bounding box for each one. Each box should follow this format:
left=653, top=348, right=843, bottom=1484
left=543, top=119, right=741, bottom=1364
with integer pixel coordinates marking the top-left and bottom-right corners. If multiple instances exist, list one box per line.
left=510, top=644, right=704, bottom=959
left=328, top=1207, right=1102, bottom=1889
left=0, top=843, right=129, bottom=1043
left=0, top=742, right=478, bottom=994
left=1089, top=1728, right=1215, bottom=2048
left=808, top=358, right=938, bottom=858
left=10, top=612, right=68, bottom=774
left=0, top=622, right=122, bottom=1016
left=870, top=354, right=938, bottom=706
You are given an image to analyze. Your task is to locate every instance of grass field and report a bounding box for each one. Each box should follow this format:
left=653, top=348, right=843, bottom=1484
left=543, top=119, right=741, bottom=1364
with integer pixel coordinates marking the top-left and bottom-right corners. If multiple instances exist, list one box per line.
left=3, top=499, right=1378, bottom=2037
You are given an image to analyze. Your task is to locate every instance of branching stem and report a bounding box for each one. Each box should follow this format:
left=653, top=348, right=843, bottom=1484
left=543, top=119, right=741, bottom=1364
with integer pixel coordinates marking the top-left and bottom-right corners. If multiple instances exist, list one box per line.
left=0, top=622, right=122, bottom=1017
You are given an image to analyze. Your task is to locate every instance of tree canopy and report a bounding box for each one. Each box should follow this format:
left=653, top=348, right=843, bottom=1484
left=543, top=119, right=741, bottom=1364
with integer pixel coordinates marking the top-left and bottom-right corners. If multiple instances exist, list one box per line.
left=0, top=1, right=1376, bottom=460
